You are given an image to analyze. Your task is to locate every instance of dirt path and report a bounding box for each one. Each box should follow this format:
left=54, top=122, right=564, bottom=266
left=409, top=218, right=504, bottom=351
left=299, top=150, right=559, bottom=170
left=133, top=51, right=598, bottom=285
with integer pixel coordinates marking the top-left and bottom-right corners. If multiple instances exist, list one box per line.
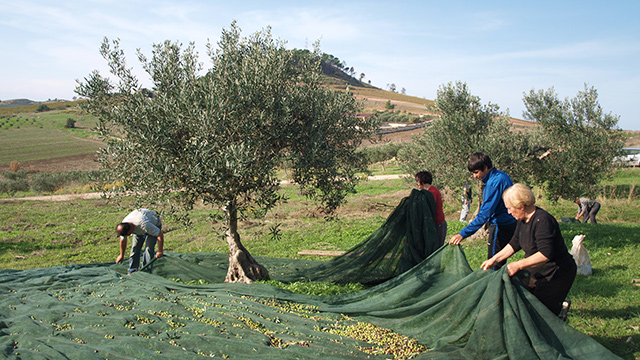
left=1, top=192, right=104, bottom=202
left=3, top=175, right=408, bottom=202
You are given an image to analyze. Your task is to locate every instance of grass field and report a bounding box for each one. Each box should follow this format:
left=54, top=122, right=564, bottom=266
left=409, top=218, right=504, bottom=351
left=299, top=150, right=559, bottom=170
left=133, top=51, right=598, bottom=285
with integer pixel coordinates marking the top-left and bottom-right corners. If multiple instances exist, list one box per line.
left=0, top=106, right=100, bottom=166
left=0, top=169, right=639, bottom=358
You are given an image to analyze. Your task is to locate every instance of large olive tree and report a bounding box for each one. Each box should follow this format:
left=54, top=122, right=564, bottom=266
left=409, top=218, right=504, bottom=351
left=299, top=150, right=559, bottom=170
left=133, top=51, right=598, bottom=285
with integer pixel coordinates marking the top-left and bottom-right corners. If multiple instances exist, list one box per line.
left=523, top=84, right=624, bottom=200
left=76, top=22, right=377, bottom=283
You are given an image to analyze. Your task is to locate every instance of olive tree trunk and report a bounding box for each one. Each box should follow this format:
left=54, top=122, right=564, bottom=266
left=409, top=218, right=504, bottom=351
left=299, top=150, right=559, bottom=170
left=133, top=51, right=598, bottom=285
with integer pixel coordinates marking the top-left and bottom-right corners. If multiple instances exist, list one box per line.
left=224, top=201, right=269, bottom=283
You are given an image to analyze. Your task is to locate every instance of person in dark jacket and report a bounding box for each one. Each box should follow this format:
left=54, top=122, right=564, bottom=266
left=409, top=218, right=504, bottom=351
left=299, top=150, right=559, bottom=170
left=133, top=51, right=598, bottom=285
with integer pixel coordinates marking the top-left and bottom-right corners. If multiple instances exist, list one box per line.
left=481, top=183, right=577, bottom=316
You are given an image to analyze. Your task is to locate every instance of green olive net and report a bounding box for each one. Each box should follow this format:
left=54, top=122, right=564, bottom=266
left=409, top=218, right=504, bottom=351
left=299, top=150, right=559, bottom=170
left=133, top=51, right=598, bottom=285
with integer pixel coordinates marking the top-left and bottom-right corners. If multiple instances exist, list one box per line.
left=0, top=190, right=619, bottom=359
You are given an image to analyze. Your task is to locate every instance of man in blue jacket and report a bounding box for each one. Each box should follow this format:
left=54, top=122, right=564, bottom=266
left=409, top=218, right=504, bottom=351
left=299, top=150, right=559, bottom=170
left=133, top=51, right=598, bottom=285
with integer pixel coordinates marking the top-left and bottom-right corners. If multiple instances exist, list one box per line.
left=449, top=152, right=516, bottom=269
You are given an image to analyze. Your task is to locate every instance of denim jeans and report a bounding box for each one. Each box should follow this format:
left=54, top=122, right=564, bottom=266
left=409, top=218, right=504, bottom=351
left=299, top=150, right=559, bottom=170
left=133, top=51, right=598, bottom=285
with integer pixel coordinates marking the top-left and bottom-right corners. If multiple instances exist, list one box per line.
left=128, top=233, right=158, bottom=274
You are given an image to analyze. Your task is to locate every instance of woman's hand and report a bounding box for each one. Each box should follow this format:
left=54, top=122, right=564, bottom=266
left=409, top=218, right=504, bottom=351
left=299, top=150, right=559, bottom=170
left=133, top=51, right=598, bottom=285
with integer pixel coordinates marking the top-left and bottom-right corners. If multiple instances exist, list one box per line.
left=506, top=261, right=521, bottom=276
left=480, top=257, right=497, bottom=270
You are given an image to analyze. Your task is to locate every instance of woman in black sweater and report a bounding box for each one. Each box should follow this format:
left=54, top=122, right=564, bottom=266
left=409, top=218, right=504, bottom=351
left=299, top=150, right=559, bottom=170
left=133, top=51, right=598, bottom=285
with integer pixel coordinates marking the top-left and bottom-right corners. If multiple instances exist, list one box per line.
left=481, top=183, right=577, bottom=316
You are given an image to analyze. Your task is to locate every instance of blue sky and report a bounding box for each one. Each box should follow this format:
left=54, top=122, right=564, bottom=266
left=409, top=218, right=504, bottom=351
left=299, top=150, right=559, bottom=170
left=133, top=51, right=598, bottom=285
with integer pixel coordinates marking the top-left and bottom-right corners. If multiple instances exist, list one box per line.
left=1, top=1, right=638, bottom=130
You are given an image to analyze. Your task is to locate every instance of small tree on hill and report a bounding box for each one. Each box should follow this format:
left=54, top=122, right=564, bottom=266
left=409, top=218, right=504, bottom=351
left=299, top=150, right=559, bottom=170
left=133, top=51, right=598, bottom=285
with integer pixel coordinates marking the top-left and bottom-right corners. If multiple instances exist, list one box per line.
left=36, top=104, right=50, bottom=112
left=523, top=84, right=624, bottom=200
left=75, top=22, right=378, bottom=283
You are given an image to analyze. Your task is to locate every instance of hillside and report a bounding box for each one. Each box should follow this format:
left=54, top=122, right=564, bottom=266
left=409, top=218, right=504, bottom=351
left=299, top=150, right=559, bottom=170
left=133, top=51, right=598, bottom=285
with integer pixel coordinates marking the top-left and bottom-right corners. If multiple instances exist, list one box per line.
left=3, top=61, right=638, bottom=173
left=321, top=69, right=537, bottom=131
left=0, top=99, right=39, bottom=108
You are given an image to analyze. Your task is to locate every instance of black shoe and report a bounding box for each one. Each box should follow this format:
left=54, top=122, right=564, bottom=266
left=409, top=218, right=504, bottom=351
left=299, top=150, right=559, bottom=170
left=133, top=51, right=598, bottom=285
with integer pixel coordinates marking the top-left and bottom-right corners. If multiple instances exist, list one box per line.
left=559, top=299, right=571, bottom=321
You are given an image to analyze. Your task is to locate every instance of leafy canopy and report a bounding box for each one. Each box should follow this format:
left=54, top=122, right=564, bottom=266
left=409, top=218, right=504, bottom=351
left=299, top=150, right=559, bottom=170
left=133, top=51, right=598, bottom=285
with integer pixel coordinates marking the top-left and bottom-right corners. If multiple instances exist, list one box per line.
left=76, top=22, right=378, bottom=218
left=399, top=81, right=623, bottom=202
left=398, top=81, right=529, bottom=190
left=523, top=84, right=624, bottom=200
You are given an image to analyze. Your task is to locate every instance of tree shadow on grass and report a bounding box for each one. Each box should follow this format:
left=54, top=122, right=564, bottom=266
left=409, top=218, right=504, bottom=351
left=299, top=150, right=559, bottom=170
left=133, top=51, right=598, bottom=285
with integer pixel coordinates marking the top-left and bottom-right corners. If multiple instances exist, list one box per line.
left=575, top=305, right=640, bottom=321
left=570, top=304, right=640, bottom=359
left=560, top=223, right=639, bottom=249
left=583, top=333, right=638, bottom=360
left=572, top=263, right=632, bottom=298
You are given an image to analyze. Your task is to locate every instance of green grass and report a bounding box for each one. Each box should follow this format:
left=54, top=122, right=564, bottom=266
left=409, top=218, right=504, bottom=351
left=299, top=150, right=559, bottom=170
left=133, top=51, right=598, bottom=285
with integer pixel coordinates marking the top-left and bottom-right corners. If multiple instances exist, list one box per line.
left=606, top=167, right=640, bottom=185
left=0, top=105, right=101, bottom=165
left=0, top=127, right=101, bottom=164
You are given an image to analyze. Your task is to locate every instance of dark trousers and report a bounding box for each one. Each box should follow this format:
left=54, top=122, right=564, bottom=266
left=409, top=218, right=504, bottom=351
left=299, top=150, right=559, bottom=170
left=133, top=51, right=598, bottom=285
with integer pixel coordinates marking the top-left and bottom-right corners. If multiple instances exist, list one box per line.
left=531, top=262, right=577, bottom=315
left=582, top=202, right=601, bottom=224
left=488, top=222, right=517, bottom=270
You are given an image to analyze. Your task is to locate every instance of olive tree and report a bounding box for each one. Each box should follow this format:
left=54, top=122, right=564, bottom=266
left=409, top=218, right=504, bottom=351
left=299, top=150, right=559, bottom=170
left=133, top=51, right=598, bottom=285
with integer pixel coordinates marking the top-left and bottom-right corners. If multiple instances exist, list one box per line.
left=523, top=84, right=624, bottom=200
left=398, top=81, right=530, bottom=191
left=76, top=22, right=377, bottom=283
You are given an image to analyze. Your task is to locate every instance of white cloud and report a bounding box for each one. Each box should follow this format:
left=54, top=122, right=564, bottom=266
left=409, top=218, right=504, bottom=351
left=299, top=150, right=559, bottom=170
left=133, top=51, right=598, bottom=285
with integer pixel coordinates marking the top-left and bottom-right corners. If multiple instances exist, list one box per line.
left=0, top=1, right=637, bottom=129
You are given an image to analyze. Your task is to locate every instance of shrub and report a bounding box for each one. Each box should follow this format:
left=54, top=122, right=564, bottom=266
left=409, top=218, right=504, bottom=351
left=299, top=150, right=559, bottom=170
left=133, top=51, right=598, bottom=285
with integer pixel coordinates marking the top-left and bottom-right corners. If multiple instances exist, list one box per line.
left=0, top=171, right=29, bottom=195
left=374, top=110, right=418, bottom=123
left=2, top=170, right=28, bottom=181
left=30, top=172, right=67, bottom=193
left=35, top=104, right=50, bottom=112
left=358, top=143, right=403, bottom=164
left=65, top=118, right=76, bottom=128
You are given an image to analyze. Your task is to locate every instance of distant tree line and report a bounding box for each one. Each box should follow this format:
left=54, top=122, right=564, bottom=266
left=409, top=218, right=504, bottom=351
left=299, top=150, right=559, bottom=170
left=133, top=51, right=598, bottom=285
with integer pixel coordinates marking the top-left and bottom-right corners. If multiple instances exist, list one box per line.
left=0, top=170, right=105, bottom=195
left=373, top=110, right=421, bottom=124
left=290, top=49, right=366, bottom=86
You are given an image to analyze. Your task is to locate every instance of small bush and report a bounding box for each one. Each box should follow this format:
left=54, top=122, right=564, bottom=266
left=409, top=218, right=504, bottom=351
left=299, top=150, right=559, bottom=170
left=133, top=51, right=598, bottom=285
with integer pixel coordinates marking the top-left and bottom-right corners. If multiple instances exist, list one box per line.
left=65, top=118, right=76, bottom=128
left=30, top=173, right=67, bottom=193
left=35, top=104, right=50, bottom=112
left=2, top=170, right=28, bottom=181
left=0, top=169, right=109, bottom=195
left=0, top=171, right=30, bottom=195
left=358, top=143, right=403, bottom=164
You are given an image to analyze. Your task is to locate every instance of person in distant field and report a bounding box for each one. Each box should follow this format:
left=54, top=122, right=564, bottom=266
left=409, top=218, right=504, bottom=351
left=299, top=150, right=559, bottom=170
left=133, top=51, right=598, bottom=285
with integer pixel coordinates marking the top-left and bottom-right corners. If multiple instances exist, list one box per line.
left=416, top=171, right=447, bottom=246
left=574, top=197, right=601, bottom=224
left=481, top=183, right=577, bottom=317
left=115, top=208, right=164, bottom=274
left=460, top=181, right=473, bottom=222
left=449, top=152, right=516, bottom=269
